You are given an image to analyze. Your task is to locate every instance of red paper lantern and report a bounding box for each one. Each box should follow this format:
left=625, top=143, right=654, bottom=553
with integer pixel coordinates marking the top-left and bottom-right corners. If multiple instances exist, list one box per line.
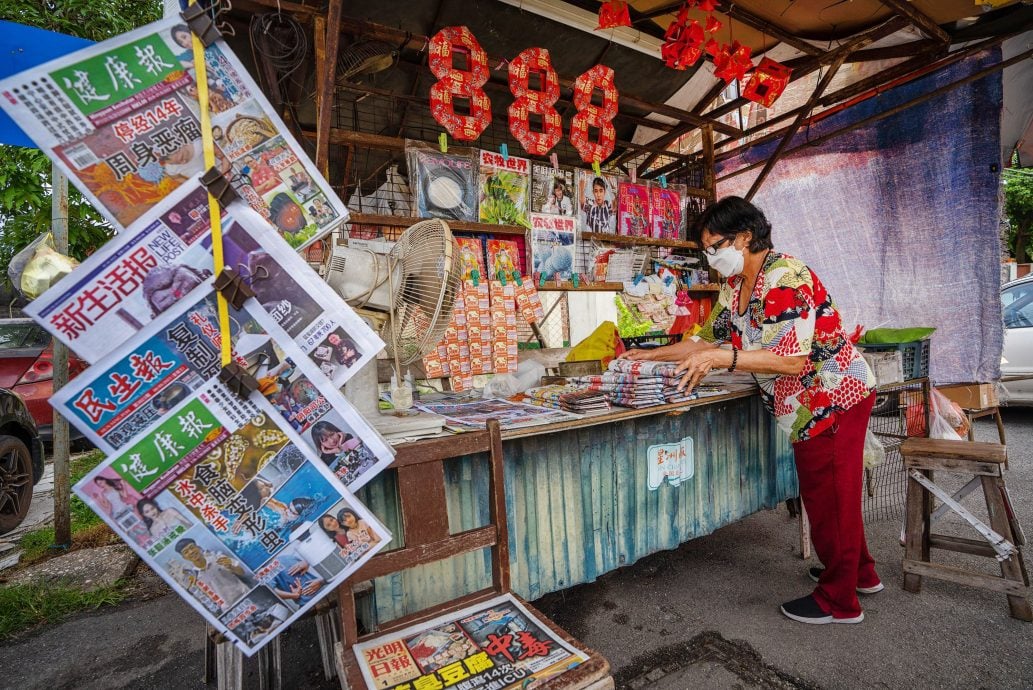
left=712, top=40, right=753, bottom=84
left=697, top=0, right=718, bottom=11
left=569, top=64, right=619, bottom=164
left=508, top=48, right=562, bottom=155
left=598, top=0, right=632, bottom=29
left=705, top=15, right=722, bottom=34
left=742, top=57, right=793, bottom=107
left=428, top=26, right=492, bottom=141
left=661, top=8, right=705, bottom=70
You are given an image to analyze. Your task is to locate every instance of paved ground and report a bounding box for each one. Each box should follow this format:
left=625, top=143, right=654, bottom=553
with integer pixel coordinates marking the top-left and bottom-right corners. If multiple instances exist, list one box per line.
left=1, top=410, right=1030, bottom=689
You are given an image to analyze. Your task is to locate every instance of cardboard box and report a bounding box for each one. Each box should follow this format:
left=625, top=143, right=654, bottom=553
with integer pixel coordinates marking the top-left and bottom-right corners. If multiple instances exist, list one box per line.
left=938, top=383, right=999, bottom=410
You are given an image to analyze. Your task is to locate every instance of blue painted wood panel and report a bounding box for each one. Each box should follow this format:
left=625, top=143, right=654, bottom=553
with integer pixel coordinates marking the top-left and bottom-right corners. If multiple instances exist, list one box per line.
left=356, top=394, right=796, bottom=627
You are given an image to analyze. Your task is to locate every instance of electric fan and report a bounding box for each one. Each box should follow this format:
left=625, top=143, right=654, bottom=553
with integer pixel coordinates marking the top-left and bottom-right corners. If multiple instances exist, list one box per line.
left=326, top=219, right=462, bottom=439
left=337, top=40, right=398, bottom=81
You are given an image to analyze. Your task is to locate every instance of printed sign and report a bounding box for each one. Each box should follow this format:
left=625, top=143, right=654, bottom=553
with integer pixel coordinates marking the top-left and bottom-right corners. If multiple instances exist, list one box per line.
left=646, top=436, right=694, bottom=489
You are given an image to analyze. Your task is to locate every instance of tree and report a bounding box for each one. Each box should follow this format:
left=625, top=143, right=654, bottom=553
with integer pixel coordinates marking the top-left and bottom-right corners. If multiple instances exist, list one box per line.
left=0, top=0, right=163, bottom=281
left=1003, top=162, right=1033, bottom=264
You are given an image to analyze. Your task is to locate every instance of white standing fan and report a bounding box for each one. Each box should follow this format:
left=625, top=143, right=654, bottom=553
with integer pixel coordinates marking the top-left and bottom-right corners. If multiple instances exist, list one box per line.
left=326, top=219, right=462, bottom=439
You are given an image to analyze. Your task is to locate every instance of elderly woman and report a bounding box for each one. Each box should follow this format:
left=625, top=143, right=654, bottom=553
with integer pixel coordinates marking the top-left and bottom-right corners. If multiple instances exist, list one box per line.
left=623, top=196, right=881, bottom=625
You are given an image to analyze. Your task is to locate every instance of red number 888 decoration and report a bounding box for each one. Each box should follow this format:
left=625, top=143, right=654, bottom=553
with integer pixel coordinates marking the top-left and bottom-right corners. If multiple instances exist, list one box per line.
left=428, top=27, right=492, bottom=141
left=507, top=48, right=562, bottom=156
left=569, top=64, right=619, bottom=164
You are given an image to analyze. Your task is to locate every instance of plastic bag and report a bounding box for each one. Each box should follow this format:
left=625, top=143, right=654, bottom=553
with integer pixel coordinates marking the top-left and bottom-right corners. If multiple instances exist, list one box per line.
left=863, top=429, right=886, bottom=469
left=928, top=387, right=964, bottom=441
left=8, top=232, right=79, bottom=299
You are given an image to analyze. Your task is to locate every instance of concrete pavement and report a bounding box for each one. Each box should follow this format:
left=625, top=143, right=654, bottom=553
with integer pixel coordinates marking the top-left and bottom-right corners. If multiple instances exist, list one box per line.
left=1, top=411, right=1030, bottom=689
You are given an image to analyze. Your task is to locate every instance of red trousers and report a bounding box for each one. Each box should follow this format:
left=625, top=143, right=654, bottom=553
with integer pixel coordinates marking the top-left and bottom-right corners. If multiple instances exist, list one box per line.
left=792, top=393, right=879, bottom=618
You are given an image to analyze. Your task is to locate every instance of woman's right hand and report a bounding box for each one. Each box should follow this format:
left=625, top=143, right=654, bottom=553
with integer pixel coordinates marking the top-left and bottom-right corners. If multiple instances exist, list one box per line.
left=619, top=347, right=656, bottom=361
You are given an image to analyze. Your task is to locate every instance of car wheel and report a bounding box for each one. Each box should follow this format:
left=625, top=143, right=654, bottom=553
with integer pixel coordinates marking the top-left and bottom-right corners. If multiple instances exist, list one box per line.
left=0, top=435, right=34, bottom=535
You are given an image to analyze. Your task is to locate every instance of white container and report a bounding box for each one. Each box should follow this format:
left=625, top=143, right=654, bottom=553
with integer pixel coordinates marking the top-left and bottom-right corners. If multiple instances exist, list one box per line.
left=862, top=350, right=904, bottom=387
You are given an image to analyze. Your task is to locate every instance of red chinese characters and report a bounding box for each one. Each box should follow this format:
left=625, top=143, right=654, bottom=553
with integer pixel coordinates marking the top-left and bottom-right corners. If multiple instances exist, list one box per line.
left=428, top=26, right=492, bottom=141
left=597, top=0, right=632, bottom=29
left=569, top=65, right=619, bottom=164
left=507, top=48, right=562, bottom=156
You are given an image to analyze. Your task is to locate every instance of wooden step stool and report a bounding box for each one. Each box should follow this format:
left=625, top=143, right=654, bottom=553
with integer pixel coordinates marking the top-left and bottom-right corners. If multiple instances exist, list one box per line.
left=901, top=437, right=1032, bottom=621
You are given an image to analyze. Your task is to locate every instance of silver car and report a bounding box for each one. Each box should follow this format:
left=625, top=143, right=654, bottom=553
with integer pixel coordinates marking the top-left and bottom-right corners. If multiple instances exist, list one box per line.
left=1002, top=274, right=1033, bottom=405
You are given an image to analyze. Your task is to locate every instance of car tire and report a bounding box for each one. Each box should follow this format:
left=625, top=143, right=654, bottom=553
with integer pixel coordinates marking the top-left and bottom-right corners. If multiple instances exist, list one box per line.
left=0, top=435, right=34, bottom=535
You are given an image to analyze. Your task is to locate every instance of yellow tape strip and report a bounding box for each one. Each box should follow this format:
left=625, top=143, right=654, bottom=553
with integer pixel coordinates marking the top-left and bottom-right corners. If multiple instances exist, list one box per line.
left=188, top=5, right=233, bottom=368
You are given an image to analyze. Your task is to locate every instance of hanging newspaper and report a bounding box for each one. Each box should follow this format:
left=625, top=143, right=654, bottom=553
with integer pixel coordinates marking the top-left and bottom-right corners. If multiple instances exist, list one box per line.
left=24, top=190, right=379, bottom=388
left=74, top=373, right=391, bottom=655
left=51, top=284, right=394, bottom=491
left=0, top=16, right=345, bottom=249
left=353, top=593, right=588, bottom=690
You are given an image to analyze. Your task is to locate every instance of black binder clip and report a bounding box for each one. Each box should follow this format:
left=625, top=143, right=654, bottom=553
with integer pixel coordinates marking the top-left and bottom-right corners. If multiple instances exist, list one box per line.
left=219, top=362, right=259, bottom=398
left=200, top=166, right=239, bottom=209
left=213, top=267, right=255, bottom=310
left=180, top=4, right=222, bottom=47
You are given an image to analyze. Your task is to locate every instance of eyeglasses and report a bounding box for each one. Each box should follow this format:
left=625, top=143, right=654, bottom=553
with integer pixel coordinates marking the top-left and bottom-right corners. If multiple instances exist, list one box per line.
left=702, top=236, right=733, bottom=256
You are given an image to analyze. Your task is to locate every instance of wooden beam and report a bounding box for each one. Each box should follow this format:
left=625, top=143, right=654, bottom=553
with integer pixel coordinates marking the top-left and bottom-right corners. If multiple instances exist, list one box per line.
left=714, top=1, right=823, bottom=57
left=717, top=46, right=1033, bottom=184
left=702, top=124, right=715, bottom=201
left=878, top=0, right=950, bottom=43
left=744, top=49, right=849, bottom=200
left=314, top=0, right=343, bottom=176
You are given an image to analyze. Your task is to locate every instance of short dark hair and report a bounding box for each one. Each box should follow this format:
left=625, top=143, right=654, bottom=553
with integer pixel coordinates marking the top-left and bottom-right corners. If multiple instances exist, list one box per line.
left=695, top=196, right=773, bottom=252
left=175, top=538, right=197, bottom=554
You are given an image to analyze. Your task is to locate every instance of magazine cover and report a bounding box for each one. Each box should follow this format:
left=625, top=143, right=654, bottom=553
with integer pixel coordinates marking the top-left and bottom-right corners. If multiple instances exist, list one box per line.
left=0, top=16, right=346, bottom=249
left=575, top=169, right=617, bottom=234
left=530, top=162, right=575, bottom=216
left=529, top=213, right=577, bottom=282
left=406, top=141, right=478, bottom=221
left=456, top=237, right=487, bottom=282
left=486, top=239, right=523, bottom=279
left=617, top=181, right=651, bottom=238
left=478, top=150, right=530, bottom=228
left=650, top=185, right=683, bottom=240
left=354, top=593, right=589, bottom=690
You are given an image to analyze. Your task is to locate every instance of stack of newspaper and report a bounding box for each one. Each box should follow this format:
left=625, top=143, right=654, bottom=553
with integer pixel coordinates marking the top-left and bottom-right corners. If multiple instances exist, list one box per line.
left=570, top=358, right=725, bottom=409
left=523, top=384, right=610, bottom=413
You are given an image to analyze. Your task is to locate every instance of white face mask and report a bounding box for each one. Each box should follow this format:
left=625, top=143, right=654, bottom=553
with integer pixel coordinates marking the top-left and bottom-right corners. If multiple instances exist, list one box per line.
left=708, top=244, right=745, bottom=277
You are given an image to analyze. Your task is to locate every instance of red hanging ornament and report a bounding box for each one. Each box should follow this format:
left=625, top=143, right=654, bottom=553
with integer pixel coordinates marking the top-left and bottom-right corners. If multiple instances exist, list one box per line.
left=507, top=47, right=563, bottom=155
left=712, top=40, right=753, bottom=84
left=598, top=0, right=632, bottom=29
left=742, top=57, right=793, bottom=107
left=428, top=26, right=492, bottom=141
left=569, top=64, right=619, bottom=164
left=697, top=0, right=718, bottom=11
left=661, top=7, right=705, bottom=70
left=703, top=37, right=720, bottom=56
left=705, top=14, right=722, bottom=35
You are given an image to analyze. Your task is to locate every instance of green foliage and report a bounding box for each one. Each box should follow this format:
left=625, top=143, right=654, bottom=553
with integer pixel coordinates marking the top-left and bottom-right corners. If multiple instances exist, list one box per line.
left=0, top=0, right=163, bottom=282
left=0, top=580, right=126, bottom=640
left=480, top=173, right=532, bottom=228
left=1003, top=163, right=1033, bottom=263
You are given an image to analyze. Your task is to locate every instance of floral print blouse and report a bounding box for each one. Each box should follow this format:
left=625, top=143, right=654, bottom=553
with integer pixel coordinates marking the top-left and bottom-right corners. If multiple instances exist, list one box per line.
left=697, top=252, right=875, bottom=442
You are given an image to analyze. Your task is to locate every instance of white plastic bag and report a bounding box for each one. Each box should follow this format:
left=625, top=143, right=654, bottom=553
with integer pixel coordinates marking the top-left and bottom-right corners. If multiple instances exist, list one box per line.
left=928, top=387, right=964, bottom=441
left=8, top=232, right=79, bottom=299
left=863, top=429, right=886, bottom=469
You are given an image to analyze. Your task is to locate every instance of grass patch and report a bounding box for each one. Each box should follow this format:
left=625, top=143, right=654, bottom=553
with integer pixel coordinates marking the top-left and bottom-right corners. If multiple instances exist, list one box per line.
left=0, top=580, right=127, bottom=640
left=17, top=450, right=114, bottom=565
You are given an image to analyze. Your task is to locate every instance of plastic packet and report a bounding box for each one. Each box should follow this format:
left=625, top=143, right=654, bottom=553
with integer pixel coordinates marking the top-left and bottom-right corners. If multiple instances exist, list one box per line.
left=8, top=232, right=79, bottom=299
left=928, top=387, right=964, bottom=441
left=862, top=429, right=886, bottom=469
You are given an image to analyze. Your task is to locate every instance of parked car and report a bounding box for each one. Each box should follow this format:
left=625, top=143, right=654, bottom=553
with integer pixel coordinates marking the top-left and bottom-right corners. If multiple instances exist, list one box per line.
left=0, top=388, right=45, bottom=534
left=1002, top=274, right=1033, bottom=405
left=0, top=318, right=87, bottom=440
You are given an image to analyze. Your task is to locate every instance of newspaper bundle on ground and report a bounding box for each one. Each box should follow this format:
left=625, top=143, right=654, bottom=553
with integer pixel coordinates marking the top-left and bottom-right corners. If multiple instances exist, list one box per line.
left=71, top=374, right=390, bottom=655
left=0, top=16, right=345, bottom=248
left=51, top=283, right=394, bottom=490
left=24, top=193, right=380, bottom=388
left=354, top=593, right=588, bottom=690
left=415, top=397, right=580, bottom=432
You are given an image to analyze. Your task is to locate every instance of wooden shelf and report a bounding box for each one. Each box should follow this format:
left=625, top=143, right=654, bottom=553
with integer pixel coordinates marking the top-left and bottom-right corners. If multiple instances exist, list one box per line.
left=537, top=281, right=624, bottom=291
left=581, top=232, right=700, bottom=250
left=688, top=285, right=721, bottom=292
left=348, top=213, right=527, bottom=236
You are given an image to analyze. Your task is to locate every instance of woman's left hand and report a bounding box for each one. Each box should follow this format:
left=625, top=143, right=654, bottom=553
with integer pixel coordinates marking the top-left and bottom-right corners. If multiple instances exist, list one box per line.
left=673, top=349, right=723, bottom=393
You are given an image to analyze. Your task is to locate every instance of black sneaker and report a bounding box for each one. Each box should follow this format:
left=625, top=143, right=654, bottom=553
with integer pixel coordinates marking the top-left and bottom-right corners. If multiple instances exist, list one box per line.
left=780, top=594, right=864, bottom=624
left=808, top=567, right=885, bottom=594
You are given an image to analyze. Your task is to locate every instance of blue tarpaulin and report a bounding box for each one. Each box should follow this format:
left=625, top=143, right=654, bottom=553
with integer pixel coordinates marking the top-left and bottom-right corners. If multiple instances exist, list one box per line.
left=0, top=21, right=92, bottom=148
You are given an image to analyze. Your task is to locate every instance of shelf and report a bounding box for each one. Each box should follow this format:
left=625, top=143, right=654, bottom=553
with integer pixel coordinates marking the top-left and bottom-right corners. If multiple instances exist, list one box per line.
left=582, top=232, right=700, bottom=250
left=538, top=281, right=624, bottom=291
left=688, top=285, right=721, bottom=292
left=348, top=213, right=527, bottom=236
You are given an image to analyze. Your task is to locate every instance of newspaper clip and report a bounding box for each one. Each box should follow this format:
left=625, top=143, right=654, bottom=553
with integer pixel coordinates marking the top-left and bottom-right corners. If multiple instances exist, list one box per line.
left=511, top=270, right=522, bottom=286
left=213, top=267, right=255, bottom=310
left=470, top=268, right=479, bottom=287
left=572, top=272, right=581, bottom=288
left=497, top=269, right=507, bottom=286
left=536, top=272, right=546, bottom=289
left=180, top=3, right=223, bottom=47
left=592, top=160, right=601, bottom=176
left=438, top=132, right=448, bottom=153
left=550, top=152, right=559, bottom=172
left=629, top=165, right=637, bottom=184
left=218, top=361, right=259, bottom=398
left=659, top=174, right=668, bottom=189
left=499, top=143, right=509, bottom=162
left=200, top=166, right=240, bottom=209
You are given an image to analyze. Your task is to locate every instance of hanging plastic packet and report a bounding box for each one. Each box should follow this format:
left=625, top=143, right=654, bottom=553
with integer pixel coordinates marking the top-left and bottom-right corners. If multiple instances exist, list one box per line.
left=512, top=271, right=546, bottom=325
left=463, top=279, right=493, bottom=375
left=489, top=279, right=519, bottom=373
left=8, top=232, right=79, bottom=299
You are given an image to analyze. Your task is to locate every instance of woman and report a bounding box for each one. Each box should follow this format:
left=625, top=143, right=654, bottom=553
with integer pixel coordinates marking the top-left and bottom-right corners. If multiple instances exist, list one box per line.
left=136, top=498, right=192, bottom=539
left=319, top=513, right=351, bottom=549
left=311, top=421, right=360, bottom=467
left=622, top=196, right=880, bottom=625
left=93, top=476, right=133, bottom=518
left=339, top=508, right=381, bottom=549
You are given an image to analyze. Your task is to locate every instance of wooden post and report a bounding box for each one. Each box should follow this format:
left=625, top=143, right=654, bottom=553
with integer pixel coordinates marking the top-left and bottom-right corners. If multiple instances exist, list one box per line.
left=314, top=0, right=343, bottom=178
left=51, top=164, right=71, bottom=547
left=701, top=124, right=715, bottom=202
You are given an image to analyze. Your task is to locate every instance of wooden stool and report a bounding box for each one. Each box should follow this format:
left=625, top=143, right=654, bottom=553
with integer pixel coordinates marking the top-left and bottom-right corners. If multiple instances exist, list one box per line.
left=901, top=438, right=1031, bottom=621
